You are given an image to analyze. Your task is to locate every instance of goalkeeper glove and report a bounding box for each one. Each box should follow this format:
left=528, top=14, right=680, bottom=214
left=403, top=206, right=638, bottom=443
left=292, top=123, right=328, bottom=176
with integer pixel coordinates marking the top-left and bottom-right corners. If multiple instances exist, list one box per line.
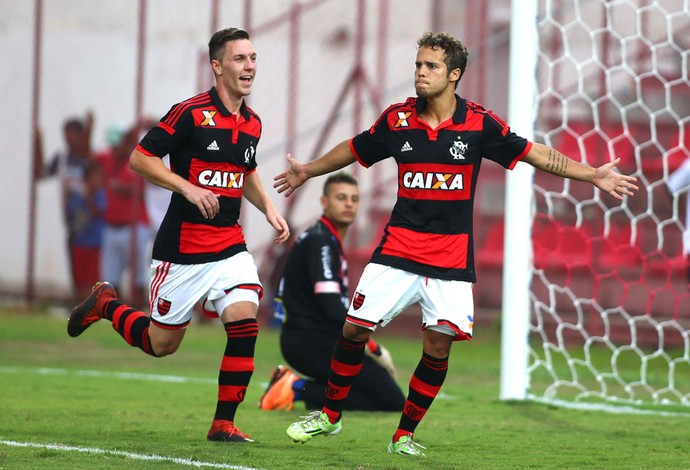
left=365, top=338, right=397, bottom=379
left=272, top=297, right=286, bottom=324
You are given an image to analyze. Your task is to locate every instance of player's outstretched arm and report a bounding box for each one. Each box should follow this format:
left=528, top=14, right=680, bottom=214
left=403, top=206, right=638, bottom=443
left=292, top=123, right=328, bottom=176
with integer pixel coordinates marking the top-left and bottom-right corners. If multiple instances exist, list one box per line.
left=591, top=158, right=639, bottom=200
left=274, top=140, right=356, bottom=197
left=522, top=142, right=638, bottom=200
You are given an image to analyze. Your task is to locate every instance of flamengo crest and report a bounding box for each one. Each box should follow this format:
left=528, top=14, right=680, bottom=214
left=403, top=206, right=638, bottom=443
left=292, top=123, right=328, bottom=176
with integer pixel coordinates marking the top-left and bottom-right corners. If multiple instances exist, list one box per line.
left=450, top=136, right=468, bottom=160
left=245, top=144, right=256, bottom=164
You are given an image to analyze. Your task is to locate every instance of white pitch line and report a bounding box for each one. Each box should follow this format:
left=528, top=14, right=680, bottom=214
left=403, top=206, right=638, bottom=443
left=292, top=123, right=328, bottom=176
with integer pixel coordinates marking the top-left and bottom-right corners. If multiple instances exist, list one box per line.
left=529, top=396, right=690, bottom=418
left=0, top=365, right=216, bottom=384
left=0, top=365, right=458, bottom=399
left=0, top=440, right=264, bottom=469
left=0, top=365, right=287, bottom=404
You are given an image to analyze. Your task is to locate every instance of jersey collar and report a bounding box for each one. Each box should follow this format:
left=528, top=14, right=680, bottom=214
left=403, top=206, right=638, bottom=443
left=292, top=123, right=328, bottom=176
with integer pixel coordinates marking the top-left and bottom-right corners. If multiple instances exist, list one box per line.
left=209, top=86, right=251, bottom=121
left=319, top=216, right=344, bottom=250
left=414, top=93, right=467, bottom=124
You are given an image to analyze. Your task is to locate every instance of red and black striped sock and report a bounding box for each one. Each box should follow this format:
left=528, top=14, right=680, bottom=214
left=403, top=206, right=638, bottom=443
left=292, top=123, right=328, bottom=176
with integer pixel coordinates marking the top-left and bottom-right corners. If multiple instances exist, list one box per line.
left=213, top=318, right=258, bottom=422
left=393, top=352, right=448, bottom=442
left=105, top=300, right=156, bottom=356
left=322, top=332, right=366, bottom=424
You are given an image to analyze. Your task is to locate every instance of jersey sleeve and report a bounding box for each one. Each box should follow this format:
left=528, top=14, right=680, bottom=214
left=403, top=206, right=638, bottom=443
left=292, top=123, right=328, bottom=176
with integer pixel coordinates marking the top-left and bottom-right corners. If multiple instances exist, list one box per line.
left=247, top=135, right=260, bottom=173
left=350, top=110, right=392, bottom=168
left=137, top=104, right=193, bottom=158
left=480, top=108, right=532, bottom=170
left=303, top=234, right=349, bottom=326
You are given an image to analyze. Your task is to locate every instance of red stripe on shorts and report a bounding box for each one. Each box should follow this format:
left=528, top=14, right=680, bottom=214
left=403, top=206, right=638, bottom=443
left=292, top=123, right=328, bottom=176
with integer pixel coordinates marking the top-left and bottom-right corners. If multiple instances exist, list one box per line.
left=345, top=314, right=377, bottom=329
left=150, top=317, right=189, bottom=330
left=424, top=320, right=472, bottom=341
left=230, top=284, right=265, bottom=301
left=150, top=261, right=171, bottom=313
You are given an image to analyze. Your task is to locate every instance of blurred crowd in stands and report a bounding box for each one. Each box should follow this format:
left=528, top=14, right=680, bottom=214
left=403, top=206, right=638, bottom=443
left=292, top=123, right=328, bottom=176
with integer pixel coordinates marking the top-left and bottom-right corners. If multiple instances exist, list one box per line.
left=34, top=112, right=167, bottom=308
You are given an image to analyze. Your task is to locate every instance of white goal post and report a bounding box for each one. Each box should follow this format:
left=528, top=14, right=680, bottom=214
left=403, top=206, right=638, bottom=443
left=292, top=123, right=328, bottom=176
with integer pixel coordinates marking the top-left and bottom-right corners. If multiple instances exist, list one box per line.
left=500, top=0, right=538, bottom=401
left=501, top=0, right=690, bottom=412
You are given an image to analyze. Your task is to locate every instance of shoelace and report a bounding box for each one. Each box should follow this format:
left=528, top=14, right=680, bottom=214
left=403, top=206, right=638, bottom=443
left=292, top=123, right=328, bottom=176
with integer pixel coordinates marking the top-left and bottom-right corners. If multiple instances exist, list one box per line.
left=398, top=437, right=426, bottom=456
left=299, top=411, right=324, bottom=429
left=227, top=425, right=250, bottom=439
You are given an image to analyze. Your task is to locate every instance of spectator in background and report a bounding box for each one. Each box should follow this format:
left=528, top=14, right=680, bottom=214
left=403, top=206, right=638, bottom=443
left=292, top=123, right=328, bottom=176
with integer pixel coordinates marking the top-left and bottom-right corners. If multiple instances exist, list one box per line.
left=66, top=161, right=106, bottom=301
left=34, top=111, right=95, bottom=301
left=259, top=172, right=404, bottom=413
left=96, top=123, right=151, bottom=308
left=667, top=159, right=690, bottom=283
left=35, top=112, right=94, bottom=192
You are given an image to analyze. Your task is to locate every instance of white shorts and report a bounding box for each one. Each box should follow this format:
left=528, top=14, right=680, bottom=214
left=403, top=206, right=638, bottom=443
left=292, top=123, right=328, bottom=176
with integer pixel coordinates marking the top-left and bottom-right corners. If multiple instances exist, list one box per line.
left=149, top=251, right=262, bottom=329
left=346, top=263, right=474, bottom=341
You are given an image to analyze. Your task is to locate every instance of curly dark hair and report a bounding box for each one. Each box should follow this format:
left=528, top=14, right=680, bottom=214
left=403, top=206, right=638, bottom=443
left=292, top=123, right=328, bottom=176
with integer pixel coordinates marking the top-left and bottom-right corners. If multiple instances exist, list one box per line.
left=417, top=32, right=469, bottom=86
left=208, top=27, right=250, bottom=62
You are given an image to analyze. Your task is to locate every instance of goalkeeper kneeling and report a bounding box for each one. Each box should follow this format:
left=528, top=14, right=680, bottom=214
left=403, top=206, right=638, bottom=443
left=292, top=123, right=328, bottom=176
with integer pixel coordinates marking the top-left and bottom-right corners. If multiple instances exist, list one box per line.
left=258, top=172, right=405, bottom=412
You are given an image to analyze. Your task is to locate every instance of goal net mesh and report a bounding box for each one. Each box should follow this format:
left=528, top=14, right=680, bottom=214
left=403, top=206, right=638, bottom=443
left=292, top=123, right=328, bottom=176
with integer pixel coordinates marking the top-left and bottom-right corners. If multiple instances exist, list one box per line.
left=527, top=0, right=690, bottom=410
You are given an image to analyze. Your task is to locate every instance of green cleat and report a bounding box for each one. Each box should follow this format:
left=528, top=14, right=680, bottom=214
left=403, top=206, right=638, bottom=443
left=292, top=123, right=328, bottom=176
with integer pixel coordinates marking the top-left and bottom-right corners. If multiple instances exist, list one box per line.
left=387, top=434, right=426, bottom=457
left=286, top=411, right=341, bottom=443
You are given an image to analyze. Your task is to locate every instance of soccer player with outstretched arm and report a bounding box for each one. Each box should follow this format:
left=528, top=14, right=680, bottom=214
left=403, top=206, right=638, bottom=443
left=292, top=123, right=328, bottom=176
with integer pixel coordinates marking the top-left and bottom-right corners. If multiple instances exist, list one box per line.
left=274, top=31, right=637, bottom=457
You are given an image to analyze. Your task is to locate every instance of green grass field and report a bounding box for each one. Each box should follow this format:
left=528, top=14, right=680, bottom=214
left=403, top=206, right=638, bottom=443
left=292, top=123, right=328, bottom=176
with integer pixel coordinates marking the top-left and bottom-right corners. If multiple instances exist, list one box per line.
left=1, top=307, right=689, bottom=469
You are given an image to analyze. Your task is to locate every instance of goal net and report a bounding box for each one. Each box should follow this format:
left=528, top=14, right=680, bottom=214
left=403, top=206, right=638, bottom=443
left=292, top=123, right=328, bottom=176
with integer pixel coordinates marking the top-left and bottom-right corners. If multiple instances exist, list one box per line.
left=504, top=0, right=690, bottom=412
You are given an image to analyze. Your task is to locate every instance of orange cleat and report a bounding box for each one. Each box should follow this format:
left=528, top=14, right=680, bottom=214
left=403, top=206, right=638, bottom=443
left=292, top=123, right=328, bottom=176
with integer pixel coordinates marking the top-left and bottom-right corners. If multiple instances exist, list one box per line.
left=67, top=281, right=117, bottom=337
left=258, top=365, right=299, bottom=411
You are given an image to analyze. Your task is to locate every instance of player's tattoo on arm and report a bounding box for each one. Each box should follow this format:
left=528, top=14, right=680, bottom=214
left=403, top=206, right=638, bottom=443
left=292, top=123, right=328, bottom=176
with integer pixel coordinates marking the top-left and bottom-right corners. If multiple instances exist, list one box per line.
left=546, top=148, right=568, bottom=175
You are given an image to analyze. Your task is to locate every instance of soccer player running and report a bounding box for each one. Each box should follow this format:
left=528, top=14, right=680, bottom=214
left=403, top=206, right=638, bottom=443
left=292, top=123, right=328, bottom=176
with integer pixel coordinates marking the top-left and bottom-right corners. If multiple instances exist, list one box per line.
left=67, top=27, right=290, bottom=443
left=274, top=31, right=638, bottom=457
left=259, top=172, right=404, bottom=412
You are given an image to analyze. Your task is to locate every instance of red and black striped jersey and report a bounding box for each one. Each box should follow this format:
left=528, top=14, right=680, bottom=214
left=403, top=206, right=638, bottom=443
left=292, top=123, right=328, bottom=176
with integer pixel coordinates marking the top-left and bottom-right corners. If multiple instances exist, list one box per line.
left=136, top=87, right=261, bottom=264
left=350, top=95, right=532, bottom=282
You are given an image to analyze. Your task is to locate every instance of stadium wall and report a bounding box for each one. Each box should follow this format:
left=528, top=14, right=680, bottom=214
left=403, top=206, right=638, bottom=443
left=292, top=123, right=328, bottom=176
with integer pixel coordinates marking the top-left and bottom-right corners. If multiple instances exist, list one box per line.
left=0, top=0, right=513, bottom=307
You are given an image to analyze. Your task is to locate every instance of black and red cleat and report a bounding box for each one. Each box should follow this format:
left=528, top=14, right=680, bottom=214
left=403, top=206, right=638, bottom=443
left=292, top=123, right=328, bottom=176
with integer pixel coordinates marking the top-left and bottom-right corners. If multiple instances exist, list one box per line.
left=207, top=419, right=254, bottom=443
left=67, top=281, right=117, bottom=337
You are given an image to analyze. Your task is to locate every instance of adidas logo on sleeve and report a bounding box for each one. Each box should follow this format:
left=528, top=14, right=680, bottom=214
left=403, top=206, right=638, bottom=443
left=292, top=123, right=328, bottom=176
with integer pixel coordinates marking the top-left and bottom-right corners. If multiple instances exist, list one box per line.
left=207, top=140, right=220, bottom=151
left=401, top=141, right=413, bottom=152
